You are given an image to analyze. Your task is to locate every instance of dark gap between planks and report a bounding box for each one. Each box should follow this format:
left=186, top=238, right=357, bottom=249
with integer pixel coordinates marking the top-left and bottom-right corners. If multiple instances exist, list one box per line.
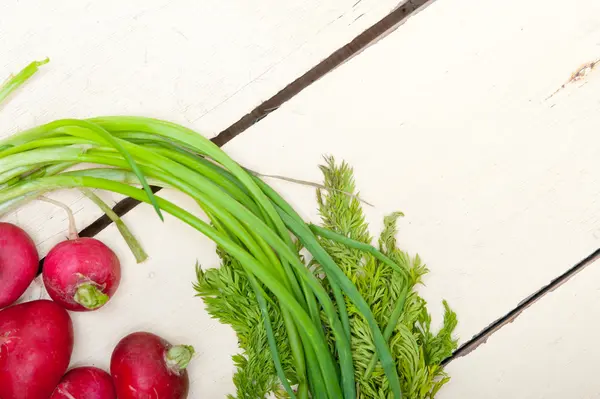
left=442, top=247, right=600, bottom=366
left=36, top=0, right=432, bottom=274
left=30, top=0, right=600, bottom=373
left=33, top=0, right=584, bottom=368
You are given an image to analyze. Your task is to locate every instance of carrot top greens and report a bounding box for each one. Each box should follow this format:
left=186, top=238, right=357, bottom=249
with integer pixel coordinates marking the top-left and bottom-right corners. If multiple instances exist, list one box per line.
left=195, top=157, right=458, bottom=399
left=0, top=59, right=458, bottom=399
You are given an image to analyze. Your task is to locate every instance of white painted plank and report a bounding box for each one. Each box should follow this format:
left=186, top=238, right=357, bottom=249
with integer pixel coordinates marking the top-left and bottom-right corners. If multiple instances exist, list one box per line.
left=0, top=0, right=399, bottom=256
left=222, top=0, right=600, bottom=344
left=3, top=0, right=600, bottom=396
left=439, top=259, right=600, bottom=399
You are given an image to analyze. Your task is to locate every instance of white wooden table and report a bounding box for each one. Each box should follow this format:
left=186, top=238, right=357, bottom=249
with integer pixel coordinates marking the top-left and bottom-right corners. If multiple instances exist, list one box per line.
left=2, top=0, right=600, bottom=397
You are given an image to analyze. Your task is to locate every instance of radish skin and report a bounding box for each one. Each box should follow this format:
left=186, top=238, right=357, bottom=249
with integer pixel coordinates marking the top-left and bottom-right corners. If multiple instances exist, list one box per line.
left=43, top=237, right=121, bottom=311
left=111, top=332, right=194, bottom=399
left=0, top=300, right=73, bottom=399
left=0, top=222, right=38, bottom=308
left=51, top=366, right=116, bottom=399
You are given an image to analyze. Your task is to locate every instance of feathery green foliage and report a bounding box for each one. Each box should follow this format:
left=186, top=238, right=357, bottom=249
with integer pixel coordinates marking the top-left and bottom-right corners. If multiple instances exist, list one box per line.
left=194, top=248, right=296, bottom=399
left=315, top=157, right=457, bottom=398
left=194, top=156, right=458, bottom=398
left=1, top=59, right=457, bottom=399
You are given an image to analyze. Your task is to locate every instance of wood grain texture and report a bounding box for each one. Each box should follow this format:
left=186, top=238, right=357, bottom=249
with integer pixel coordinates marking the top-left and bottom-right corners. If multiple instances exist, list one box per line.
left=439, top=257, right=600, bottom=399
left=221, top=0, right=600, bottom=345
left=18, top=190, right=239, bottom=397
left=0, top=0, right=399, bottom=256
left=3, top=0, right=600, bottom=396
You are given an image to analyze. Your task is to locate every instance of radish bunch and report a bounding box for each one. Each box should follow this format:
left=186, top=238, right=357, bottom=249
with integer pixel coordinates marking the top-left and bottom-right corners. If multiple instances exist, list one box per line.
left=0, top=212, right=193, bottom=398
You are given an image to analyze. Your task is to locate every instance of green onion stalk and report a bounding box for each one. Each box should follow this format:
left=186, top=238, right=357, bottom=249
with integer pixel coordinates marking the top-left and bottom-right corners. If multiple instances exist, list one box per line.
left=0, top=61, right=408, bottom=399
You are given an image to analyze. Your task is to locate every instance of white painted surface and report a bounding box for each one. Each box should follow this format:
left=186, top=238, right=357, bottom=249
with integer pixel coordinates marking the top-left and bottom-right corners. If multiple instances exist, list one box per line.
left=440, top=259, right=600, bottom=399
left=0, top=0, right=399, bottom=255
left=224, top=0, right=600, bottom=344
left=2, top=0, right=600, bottom=397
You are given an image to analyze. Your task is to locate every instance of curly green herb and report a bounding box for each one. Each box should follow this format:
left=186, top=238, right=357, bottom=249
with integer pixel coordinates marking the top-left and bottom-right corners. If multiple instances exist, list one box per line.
left=0, top=59, right=458, bottom=399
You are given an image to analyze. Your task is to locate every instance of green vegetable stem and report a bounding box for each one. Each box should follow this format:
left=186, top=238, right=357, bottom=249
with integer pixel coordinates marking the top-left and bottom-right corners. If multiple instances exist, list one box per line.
left=0, top=59, right=459, bottom=399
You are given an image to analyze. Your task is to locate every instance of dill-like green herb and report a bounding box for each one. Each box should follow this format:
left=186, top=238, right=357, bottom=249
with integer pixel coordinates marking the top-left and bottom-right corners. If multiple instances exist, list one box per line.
left=315, top=156, right=457, bottom=399
left=194, top=157, right=458, bottom=399
left=194, top=248, right=296, bottom=399
left=1, top=59, right=456, bottom=399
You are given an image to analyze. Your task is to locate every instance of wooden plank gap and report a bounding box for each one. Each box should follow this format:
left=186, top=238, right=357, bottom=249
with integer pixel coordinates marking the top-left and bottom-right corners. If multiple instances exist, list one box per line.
left=34, top=0, right=438, bottom=270
left=35, top=185, right=163, bottom=275
left=442, top=246, right=600, bottom=366
left=214, top=0, right=434, bottom=145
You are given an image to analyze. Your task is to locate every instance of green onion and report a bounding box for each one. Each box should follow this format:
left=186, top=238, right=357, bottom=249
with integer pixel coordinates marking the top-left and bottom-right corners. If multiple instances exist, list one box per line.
left=0, top=175, right=346, bottom=398
left=0, top=60, right=415, bottom=399
left=0, top=58, right=49, bottom=106
left=81, top=188, right=148, bottom=264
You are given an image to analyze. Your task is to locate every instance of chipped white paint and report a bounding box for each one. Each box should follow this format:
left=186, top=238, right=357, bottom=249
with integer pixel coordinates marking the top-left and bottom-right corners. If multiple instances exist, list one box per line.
left=0, top=0, right=399, bottom=256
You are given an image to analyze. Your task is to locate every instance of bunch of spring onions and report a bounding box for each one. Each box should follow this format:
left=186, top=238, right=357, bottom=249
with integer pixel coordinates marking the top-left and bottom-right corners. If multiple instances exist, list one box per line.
left=0, top=60, right=415, bottom=399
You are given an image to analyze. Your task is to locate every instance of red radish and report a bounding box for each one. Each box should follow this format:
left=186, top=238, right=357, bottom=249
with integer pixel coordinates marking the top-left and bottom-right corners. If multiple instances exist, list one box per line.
left=40, top=197, right=121, bottom=311
left=0, top=222, right=38, bottom=308
left=111, top=332, right=194, bottom=399
left=43, top=237, right=121, bottom=311
left=0, top=300, right=73, bottom=399
left=51, top=366, right=116, bottom=399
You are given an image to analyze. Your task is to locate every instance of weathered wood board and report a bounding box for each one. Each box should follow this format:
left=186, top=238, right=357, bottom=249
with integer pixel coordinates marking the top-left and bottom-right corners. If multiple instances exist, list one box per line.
left=0, top=0, right=400, bottom=255
left=222, top=0, right=600, bottom=344
left=3, top=0, right=600, bottom=396
left=439, top=258, right=600, bottom=399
